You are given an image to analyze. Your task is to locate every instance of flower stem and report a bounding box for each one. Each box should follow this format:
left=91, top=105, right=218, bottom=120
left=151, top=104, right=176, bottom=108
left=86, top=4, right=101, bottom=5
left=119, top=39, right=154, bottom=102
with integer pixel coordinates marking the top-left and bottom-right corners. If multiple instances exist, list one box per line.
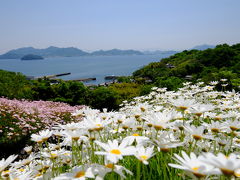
left=136, top=160, right=141, bottom=180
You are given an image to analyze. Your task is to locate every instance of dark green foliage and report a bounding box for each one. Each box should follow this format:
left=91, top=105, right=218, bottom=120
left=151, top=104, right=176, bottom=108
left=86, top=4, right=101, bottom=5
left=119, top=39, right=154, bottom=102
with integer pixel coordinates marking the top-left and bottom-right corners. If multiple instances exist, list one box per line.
left=0, top=70, right=33, bottom=99
left=31, top=78, right=55, bottom=100
left=117, top=76, right=132, bottom=83
left=133, top=43, right=240, bottom=91
left=133, top=62, right=169, bottom=81
left=109, top=83, right=142, bottom=104
left=52, top=80, right=89, bottom=105
left=197, top=44, right=237, bottom=68
left=139, top=84, right=154, bottom=96
left=89, top=87, right=119, bottom=110
left=155, top=77, right=185, bottom=91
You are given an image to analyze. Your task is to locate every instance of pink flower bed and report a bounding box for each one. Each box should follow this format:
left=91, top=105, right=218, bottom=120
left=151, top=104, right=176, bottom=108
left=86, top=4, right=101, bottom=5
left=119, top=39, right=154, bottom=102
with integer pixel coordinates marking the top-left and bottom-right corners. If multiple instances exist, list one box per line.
left=0, top=97, right=83, bottom=143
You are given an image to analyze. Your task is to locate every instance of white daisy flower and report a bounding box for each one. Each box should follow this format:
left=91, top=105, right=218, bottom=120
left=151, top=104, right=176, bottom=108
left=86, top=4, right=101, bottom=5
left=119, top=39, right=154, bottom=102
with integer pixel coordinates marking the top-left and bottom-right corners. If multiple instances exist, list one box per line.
left=169, top=151, right=220, bottom=178
left=202, top=152, right=240, bottom=176
left=123, top=133, right=149, bottom=146
left=0, top=155, right=17, bottom=173
left=53, top=165, right=95, bottom=180
left=95, top=139, right=135, bottom=163
left=31, top=129, right=53, bottom=143
left=184, top=125, right=210, bottom=141
left=93, top=163, right=133, bottom=180
left=134, top=146, right=155, bottom=165
left=170, top=98, right=196, bottom=111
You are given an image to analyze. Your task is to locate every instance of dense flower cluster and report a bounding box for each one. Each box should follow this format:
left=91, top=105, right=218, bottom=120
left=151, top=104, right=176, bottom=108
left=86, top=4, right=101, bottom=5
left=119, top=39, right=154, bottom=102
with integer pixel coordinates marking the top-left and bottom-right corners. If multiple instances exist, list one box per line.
left=1, top=81, right=240, bottom=179
left=0, top=98, right=83, bottom=143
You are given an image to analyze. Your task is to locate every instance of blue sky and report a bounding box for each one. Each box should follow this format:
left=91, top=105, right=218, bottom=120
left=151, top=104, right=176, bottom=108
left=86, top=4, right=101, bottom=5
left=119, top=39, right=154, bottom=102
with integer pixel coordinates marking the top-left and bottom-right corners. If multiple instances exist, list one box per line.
left=0, top=0, right=240, bottom=53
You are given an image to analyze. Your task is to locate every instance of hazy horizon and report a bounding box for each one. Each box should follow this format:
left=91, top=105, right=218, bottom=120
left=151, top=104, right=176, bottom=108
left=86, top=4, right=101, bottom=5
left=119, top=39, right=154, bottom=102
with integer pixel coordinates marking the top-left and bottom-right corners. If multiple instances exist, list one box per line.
left=0, top=44, right=214, bottom=54
left=1, top=0, right=240, bottom=54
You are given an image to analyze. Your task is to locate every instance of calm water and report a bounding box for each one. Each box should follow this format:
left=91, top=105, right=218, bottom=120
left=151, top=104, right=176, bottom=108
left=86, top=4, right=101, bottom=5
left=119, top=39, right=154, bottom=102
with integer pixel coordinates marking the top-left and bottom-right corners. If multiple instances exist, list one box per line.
left=0, top=54, right=172, bottom=84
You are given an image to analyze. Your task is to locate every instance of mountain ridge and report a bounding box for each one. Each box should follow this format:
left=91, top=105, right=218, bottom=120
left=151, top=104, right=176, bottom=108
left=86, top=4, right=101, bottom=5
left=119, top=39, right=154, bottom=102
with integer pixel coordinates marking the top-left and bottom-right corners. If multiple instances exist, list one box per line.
left=0, top=47, right=144, bottom=59
left=0, top=44, right=215, bottom=59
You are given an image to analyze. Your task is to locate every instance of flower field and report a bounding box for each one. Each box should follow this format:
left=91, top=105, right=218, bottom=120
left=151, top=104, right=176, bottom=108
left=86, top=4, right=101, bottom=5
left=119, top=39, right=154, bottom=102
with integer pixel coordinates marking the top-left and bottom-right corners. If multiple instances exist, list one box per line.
left=1, top=81, right=240, bottom=179
left=0, top=98, right=83, bottom=157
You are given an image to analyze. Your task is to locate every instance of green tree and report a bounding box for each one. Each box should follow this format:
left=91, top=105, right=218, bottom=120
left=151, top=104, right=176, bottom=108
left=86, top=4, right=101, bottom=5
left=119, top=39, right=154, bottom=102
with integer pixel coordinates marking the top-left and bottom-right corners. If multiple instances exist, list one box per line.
left=89, top=87, right=118, bottom=110
left=31, top=78, right=55, bottom=100
left=0, top=70, right=33, bottom=99
left=109, top=83, right=142, bottom=103
left=155, top=77, right=185, bottom=91
left=52, top=81, right=89, bottom=105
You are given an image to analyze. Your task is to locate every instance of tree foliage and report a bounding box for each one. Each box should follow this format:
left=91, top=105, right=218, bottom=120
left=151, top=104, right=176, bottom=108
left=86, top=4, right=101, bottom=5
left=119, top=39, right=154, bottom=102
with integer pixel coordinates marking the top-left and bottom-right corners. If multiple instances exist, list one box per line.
left=0, top=70, right=32, bottom=99
left=133, top=43, right=240, bottom=90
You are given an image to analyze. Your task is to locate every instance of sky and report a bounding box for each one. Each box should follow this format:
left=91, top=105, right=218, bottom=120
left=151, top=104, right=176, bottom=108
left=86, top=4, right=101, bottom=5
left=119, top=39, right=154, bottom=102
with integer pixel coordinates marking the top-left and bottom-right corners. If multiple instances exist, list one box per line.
left=0, top=0, right=240, bottom=53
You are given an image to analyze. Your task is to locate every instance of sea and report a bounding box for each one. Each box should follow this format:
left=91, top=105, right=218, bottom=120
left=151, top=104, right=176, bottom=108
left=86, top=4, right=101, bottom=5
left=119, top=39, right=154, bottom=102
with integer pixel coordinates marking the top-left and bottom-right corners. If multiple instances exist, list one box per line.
left=0, top=54, right=173, bottom=85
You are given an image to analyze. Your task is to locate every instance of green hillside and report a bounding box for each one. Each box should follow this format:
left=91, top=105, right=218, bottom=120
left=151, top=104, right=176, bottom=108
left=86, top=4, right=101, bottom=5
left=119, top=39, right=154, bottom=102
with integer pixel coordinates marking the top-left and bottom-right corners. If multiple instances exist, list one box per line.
left=133, top=43, right=240, bottom=90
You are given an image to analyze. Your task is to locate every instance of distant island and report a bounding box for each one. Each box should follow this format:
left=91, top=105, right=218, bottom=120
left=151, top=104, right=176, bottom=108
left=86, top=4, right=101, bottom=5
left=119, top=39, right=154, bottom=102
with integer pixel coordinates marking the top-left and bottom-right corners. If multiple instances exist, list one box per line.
left=191, top=44, right=215, bottom=50
left=21, top=54, right=44, bottom=60
left=91, top=49, right=143, bottom=56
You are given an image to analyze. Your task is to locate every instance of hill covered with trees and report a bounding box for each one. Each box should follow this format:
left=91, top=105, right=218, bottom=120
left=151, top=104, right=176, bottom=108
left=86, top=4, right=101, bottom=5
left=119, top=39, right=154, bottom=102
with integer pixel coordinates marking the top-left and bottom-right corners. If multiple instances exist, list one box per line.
left=133, top=43, right=240, bottom=90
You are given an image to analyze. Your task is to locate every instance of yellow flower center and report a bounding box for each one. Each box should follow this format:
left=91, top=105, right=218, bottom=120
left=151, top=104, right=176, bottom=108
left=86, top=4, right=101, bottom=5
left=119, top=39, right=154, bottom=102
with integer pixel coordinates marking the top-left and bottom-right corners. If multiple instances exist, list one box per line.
left=154, top=125, right=164, bottom=130
left=147, top=123, right=153, bottom=127
left=2, top=170, right=10, bottom=177
left=211, top=128, right=220, bottom=133
left=220, top=168, right=234, bottom=176
left=191, top=167, right=207, bottom=178
left=35, top=173, right=42, bottom=177
left=140, top=155, right=148, bottom=160
left=135, top=115, right=140, bottom=119
left=140, top=107, right=146, bottom=112
left=94, top=124, right=104, bottom=131
left=117, top=119, right=123, bottom=123
left=178, top=106, right=188, bottom=111
left=105, top=164, right=114, bottom=169
left=72, top=137, right=80, bottom=141
left=192, top=135, right=203, bottom=140
left=132, top=133, right=139, bottom=136
left=214, top=117, right=222, bottom=121
left=51, top=153, right=57, bottom=159
left=195, top=113, right=202, bottom=117
left=42, top=137, right=49, bottom=141
left=89, top=137, right=96, bottom=141
left=234, top=171, right=240, bottom=177
left=192, top=167, right=199, bottom=172
left=110, top=149, right=121, bottom=155
left=218, top=142, right=226, bottom=146
left=178, top=126, right=184, bottom=130
left=230, top=126, right=239, bottom=131
left=19, top=168, right=25, bottom=172
left=161, top=148, right=170, bottom=152
left=75, top=171, right=85, bottom=178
